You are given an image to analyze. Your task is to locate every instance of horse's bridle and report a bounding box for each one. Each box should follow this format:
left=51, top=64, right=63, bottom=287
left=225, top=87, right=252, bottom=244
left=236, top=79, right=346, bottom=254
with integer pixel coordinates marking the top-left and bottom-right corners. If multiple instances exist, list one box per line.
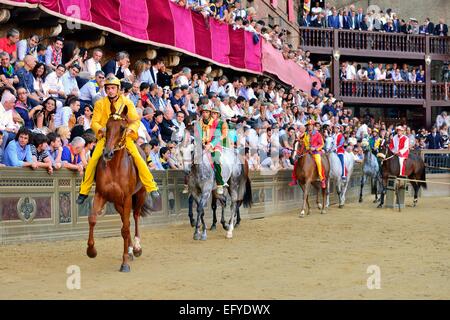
left=108, top=113, right=128, bottom=152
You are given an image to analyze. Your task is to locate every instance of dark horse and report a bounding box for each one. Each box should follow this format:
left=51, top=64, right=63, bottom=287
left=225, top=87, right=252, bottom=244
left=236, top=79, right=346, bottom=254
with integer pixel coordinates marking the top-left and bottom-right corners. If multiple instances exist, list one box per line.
left=378, top=141, right=427, bottom=208
left=292, top=138, right=330, bottom=217
left=86, top=105, right=152, bottom=272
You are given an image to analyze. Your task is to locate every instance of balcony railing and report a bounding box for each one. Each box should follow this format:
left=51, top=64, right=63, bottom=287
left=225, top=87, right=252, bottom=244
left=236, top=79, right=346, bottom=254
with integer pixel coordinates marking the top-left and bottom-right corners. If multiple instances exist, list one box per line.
left=431, top=82, right=450, bottom=101
left=300, top=27, right=450, bottom=55
left=340, top=80, right=426, bottom=99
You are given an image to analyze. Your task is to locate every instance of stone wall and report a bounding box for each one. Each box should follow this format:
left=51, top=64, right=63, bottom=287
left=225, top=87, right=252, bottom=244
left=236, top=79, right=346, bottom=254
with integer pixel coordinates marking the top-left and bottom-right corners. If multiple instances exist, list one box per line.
left=0, top=167, right=370, bottom=244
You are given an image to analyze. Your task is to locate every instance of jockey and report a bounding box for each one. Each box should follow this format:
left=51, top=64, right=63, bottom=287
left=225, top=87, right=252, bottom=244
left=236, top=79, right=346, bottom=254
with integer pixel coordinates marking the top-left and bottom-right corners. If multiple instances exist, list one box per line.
left=332, top=124, right=347, bottom=180
left=389, top=125, right=409, bottom=176
left=306, top=120, right=327, bottom=188
left=195, top=104, right=228, bottom=195
left=369, top=128, right=382, bottom=155
left=289, top=120, right=326, bottom=188
left=76, top=76, right=160, bottom=204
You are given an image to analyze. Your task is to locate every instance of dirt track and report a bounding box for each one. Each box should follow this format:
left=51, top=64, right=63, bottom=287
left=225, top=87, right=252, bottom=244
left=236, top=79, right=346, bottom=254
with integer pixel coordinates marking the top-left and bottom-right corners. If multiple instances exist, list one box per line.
left=0, top=196, right=449, bottom=300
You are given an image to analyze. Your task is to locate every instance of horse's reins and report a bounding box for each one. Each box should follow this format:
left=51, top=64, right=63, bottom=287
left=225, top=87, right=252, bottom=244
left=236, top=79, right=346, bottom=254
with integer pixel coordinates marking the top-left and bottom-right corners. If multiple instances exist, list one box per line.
left=109, top=112, right=128, bottom=153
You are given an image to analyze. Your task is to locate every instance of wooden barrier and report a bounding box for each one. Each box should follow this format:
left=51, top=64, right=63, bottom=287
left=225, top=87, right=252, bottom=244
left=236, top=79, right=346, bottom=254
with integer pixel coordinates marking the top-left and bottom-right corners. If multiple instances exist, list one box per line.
left=0, top=166, right=370, bottom=244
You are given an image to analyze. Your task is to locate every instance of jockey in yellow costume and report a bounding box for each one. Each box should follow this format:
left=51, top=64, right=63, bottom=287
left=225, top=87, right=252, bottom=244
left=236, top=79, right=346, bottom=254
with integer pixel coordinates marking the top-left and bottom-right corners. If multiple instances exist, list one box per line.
left=76, top=76, right=160, bottom=204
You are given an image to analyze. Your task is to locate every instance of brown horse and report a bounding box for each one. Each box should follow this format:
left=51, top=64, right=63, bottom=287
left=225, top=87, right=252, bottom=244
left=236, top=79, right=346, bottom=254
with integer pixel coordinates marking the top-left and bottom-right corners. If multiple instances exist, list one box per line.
left=292, top=138, right=330, bottom=217
left=86, top=105, right=151, bottom=272
left=378, top=140, right=427, bottom=208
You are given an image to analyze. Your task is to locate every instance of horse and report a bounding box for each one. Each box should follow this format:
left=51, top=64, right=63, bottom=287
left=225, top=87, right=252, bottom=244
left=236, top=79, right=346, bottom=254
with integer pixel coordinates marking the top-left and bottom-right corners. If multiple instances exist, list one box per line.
left=377, top=140, right=427, bottom=208
left=176, top=125, right=251, bottom=239
left=87, top=105, right=153, bottom=272
left=359, top=140, right=382, bottom=203
left=324, top=136, right=355, bottom=208
left=292, top=138, right=330, bottom=217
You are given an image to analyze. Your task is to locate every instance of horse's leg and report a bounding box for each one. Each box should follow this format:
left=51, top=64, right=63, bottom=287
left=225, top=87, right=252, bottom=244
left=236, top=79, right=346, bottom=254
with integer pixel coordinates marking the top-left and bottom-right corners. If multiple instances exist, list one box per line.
left=300, top=182, right=310, bottom=218
left=132, top=189, right=146, bottom=258
left=210, top=194, right=217, bottom=231
left=340, top=178, right=349, bottom=208
left=316, top=184, right=322, bottom=210
left=235, top=205, right=241, bottom=227
left=87, top=193, right=106, bottom=258
left=198, top=193, right=209, bottom=241
left=326, top=179, right=331, bottom=208
left=119, top=197, right=133, bottom=272
left=359, top=175, right=365, bottom=203
left=188, top=195, right=195, bottom=227
left=378, top=176, right=387, bottom=208
left=220, top=197, right=228, bottom=231
left=411, top=181, right=419, bottom=207
left=321, top=183, right=327, bottom=214
left=193, top=199, right=201, bottom=240
left=200, top=206, right=207, bottom=241
left=226, top=200, right=237, bottom=239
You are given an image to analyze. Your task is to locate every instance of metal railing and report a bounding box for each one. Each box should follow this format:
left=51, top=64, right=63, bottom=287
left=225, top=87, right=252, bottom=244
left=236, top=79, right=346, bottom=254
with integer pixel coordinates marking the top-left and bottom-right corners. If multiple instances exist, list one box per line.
left=419, top=150, right=450, bottom=174
left=340, top=80, right=426, bottom=99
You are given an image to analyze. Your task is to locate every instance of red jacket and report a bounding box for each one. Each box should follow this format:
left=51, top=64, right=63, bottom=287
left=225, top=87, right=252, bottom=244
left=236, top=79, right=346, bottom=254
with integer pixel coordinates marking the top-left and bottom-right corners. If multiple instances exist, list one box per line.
left=309, top=130, right=324, bottom=155
left=334, top=133, right=345, bottom=154
left=389, top=134, right=409, bottom=158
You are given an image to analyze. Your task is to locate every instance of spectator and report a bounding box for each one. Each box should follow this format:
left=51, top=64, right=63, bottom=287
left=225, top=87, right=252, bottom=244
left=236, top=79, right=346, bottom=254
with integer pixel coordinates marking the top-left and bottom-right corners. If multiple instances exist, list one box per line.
left=102, top=51, right=129, bottom=80
left=148, top=139, right=164, bottom=170
left=0, top=52, right=19, bottom=91
left=30, top=133, right=53, bottom=174
left=34, top=97, right=56, bottom=134
left=0, top=89, right=20, bottom=150
left=0, top=28, right=20, bottom=64
left=45, top=36, right=64, bottom=72
left=45, top=64, right=67, bottom=101
left=79, top=70, right=106, bottom=107
left=62, top=64, right=81, bottom=97
left=14, top=87, right=40, bottom=130
left=54, top=95, right=80, bottom=129
left=46, top=132, right=63, bottom=169
left=159, top=146, right=171, bottom=170
left=0, top=131, right=4, bottom=166
left=85, top=48, right=103, bottom=79
left=61, top=136, right=85, bottom=175
left=17, top=34, right=40, bottom=62
left=434, top=18, right=448, bottom=36
left=426, top=126, right=443, bottom=149
left=3, top=127, right=38, bottom=168
left=80, top=132, right=96, bottom=167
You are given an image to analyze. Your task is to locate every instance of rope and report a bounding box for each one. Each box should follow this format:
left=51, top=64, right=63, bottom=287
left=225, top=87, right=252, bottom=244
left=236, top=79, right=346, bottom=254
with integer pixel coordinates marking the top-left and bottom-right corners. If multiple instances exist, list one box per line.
left=395, top=177, right=450, bottom=186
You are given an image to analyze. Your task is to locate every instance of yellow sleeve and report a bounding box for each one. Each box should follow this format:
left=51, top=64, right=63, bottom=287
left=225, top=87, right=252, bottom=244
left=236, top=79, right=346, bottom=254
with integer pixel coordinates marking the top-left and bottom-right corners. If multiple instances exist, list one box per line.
left=124, top=97, right=140, bottom=140
left=91, top=98, right=105, bottom=138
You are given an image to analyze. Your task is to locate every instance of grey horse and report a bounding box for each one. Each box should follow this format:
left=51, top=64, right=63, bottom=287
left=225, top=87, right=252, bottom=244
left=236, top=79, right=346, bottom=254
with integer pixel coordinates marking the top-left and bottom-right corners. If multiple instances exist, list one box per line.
left=359, top=140, right=382, bottom=203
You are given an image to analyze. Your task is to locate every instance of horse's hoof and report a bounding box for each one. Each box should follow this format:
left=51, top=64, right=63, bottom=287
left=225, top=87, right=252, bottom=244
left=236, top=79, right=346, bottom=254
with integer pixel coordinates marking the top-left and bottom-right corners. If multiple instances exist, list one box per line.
left=373, top=199, right=378, bottom=203
left=86, top=247, right=97, bottom=258
left=299, top=210, right=305, bottom=218
left=413, top=199, right=418, bottom=207
left=119, top=264, right=130, bottom=273
left=222, top=223, right=229, bottom=231
left=235, top=222, right=240, bottom=228
left=210, top=225, right=217, bottom=231
left=133, top=248, right=142, bottom=257
left=193, top=232, right=201, bottom=240
left=359, top=198, right=363, bottom=203
left=201, top=233, right=207, bottom=241
left=226, top=232, right=233, bottom=239
left=377, top=203, right=383, bottom=208
left=321, top=210, right=327, bottom=214
left=190, top=219, right=196, bottom=228
left=317, top=203, right=322, bottom=210
left=338, top=204, right=344, bottom=209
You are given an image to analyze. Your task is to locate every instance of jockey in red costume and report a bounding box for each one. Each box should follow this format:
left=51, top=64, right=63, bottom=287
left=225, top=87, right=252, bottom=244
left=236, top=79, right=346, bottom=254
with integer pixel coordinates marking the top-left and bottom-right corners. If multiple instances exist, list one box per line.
left=389, top=125, right=409, bottom=176
left=289, top=120, right=327, bottom=188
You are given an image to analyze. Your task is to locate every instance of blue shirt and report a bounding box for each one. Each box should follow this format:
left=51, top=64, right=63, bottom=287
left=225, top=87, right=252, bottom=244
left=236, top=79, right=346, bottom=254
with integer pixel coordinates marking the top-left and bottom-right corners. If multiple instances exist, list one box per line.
left=4, top=140, right=32, bottom=167
left=16, top=67, right=35, bottom=93
left=367, top=67, right=376, bottom=80
left=150, top=150, right=164, bottom=170
left=141, top=118, right=151, bottom=134
left=61, top=146, right=81, bottom=164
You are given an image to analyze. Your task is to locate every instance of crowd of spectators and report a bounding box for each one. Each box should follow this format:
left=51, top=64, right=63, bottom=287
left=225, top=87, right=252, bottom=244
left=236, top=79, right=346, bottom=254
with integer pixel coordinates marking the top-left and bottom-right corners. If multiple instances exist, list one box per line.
left=0, top=25, right=449, bottom=174
left=304, top=2, right=448, bottom=36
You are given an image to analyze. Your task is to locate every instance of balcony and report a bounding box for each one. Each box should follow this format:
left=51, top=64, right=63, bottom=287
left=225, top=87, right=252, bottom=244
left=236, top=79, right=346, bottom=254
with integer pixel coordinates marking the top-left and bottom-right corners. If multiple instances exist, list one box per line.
left=431, top=83, right=450, bottom=101
left=300, top=27, right=450, bottom=58
left=340, top=80, right=426, bottom=104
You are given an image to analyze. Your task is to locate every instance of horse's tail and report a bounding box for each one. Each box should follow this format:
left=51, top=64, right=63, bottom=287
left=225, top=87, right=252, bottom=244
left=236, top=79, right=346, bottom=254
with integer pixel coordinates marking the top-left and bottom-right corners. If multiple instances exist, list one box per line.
left=243, top=177, right=252, bottom=208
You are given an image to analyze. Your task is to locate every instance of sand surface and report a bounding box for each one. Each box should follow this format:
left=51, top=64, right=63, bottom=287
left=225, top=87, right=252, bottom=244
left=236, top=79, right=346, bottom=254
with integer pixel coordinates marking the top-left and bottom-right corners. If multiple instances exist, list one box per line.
left=1, top=197, right=449, bottom=299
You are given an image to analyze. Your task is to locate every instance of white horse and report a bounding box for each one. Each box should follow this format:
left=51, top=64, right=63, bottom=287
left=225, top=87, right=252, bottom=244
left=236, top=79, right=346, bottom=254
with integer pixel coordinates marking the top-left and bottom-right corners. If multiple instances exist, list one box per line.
left=324, top=136, right=355, bottom=208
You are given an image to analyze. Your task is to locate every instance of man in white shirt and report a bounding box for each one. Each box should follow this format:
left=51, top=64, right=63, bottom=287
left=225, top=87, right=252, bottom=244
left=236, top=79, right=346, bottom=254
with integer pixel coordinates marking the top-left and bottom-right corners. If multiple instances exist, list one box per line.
left=16, top=35, right=40, bottom=62
left=210, top=75, right=228, bottom=97
left=62, top=64, right=80, bottom=97
left=85, top=48, right=103, bottom=79
left=225, top=77, right=239, bottom=98
left=346, top=62, right=357, bottom=80
left=0, top=90, right=20, bottom=150
left=45, top=64, right=67, bottom=100
left=171, top=111, right=186, bottom=143
left=176, top=67, right=191, bottom=87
